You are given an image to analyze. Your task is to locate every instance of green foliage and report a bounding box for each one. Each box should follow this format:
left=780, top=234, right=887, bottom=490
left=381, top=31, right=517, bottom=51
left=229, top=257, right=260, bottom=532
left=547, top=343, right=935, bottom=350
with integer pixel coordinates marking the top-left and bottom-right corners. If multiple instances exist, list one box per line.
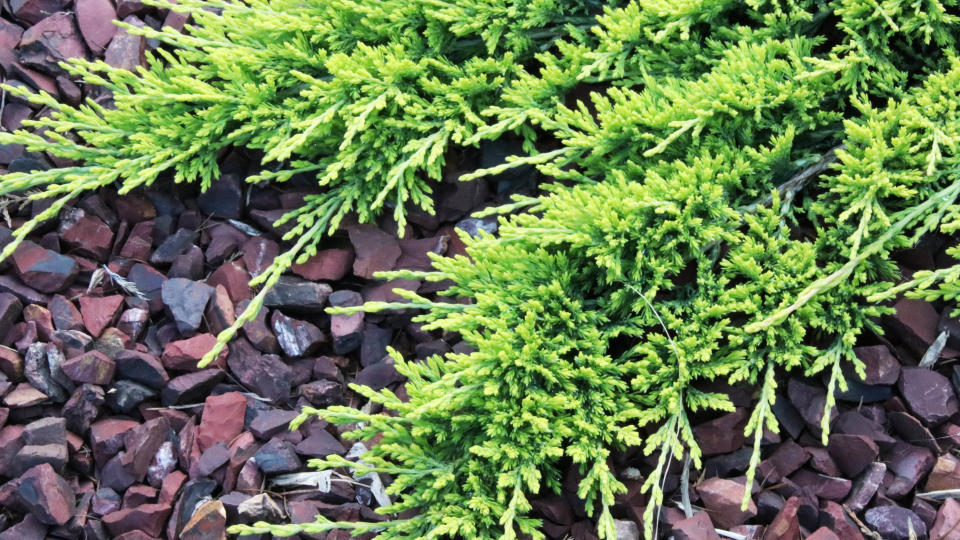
left=7, top=0, right=960, bottom=538
left=238, top=2, right=960, bottom=539
left=0, top=0, right=607, bottom=365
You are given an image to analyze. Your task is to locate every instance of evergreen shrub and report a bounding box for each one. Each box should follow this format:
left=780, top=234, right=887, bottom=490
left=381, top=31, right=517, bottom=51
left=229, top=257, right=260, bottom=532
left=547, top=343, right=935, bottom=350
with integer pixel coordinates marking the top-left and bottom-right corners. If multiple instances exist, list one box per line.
left=3, top=0, right=960, bottom=538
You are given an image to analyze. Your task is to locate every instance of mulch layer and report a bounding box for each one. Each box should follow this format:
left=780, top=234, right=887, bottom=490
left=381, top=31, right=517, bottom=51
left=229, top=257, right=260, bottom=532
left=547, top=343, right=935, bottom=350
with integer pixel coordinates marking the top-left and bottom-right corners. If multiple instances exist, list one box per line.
left=1, top=2, right=960, bottom=540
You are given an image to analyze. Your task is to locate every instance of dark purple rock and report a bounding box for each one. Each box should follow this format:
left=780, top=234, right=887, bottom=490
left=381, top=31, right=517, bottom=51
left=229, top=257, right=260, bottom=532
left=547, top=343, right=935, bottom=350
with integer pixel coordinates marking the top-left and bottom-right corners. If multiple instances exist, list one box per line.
left=899, top=367, right=958, bottom=425
left=828, top=434, right=878, bottom=478
left=121, top=416, right=170, bottom=482
left=226, top=340, right=291, bottom=404
left=253, top=438, right=301, bottom=474
left=115, top=350, right=169, bottom=389
left=348, top=225, right=400, bottom=279
left=197, top=173, right=243, bottom=219
left=193, top=441, right=230, bottom=478
left=295, top=428, right=345, bottom=458
left=788, top=377, right=833, bottom=434
left=106, top=379, right=156, bottom=413
left=126, top=263, right=167, bottom=312
left=758, top=441, right=808, bottom=483
left=885, top=441, right=935, bottom=498
left=889, top=410, right=942, bottom=453
left=299, top=379, right=342, bottom=406
left=250, top=409, right=298, bottom=440
left=832, top=410, right=896, bottom=448
left=263, top=276, right=331, bottom=313
left=162, top=278, right=214, bottom=334
left=0, top=292, right=22, bottom=334
left=844, top=462, right=886, bottom=513
left=271, top=311, right=325, bottom=357
left=851, top=345, right=901, bottom=385
left=168, top=244, right=204, bottom=280
left=355, top=356, right=404, bottom=390
left=161, top=369, right=225, bottom=406
left=62, top=383, right=104, bottom=434
left=24, top=342, right=68, bottom=402
left=149, top=228, right=196, bottom=265
left=863, top=506, right=926, bottom=540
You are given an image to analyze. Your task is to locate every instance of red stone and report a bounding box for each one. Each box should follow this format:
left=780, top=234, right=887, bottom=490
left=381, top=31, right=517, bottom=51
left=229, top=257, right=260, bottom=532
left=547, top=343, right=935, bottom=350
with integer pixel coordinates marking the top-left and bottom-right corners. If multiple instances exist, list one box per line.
left=102, top=503, right=171, bottom=538
left=206, top=262, right=250, bottom=303
left=48, top=294, right=83, bottom=331
left=11, top=243, right=77, bottom=293
left=76, top=0, right=118, bottom=52
left=104, top=16, right=145, bottom=71
left=17, top=13, right=87, bottom=72
left=3, top=382, right=46, bottom=407
left=196, top=392, right=247, bottom=452
left=765, top=496, right=800, bottom=540
left=180, top=500, right=226, bottom=540
left=695, top=478, right=756, bottom=530
left=79, top=295, right=124, bottom=338
left=926, top=454, right=960, bottom=492
left=807, top=528, right=839, bottom=540
left=931, top=498, right=960, bottom=540
left=162, top=333, right=225, bottom=371
left=61, top=350, right=115, bottom=384
left=17, top=463, right=75, bottom=525
left=348, top=225, right=400, bottom=279
left=158, top=469, right=186, bottom=506
left=671, top=512, right=721, bottom=540
left=60, top=208, right=114, bottom=261
left=204, top=285, right=234, bottom=335
left=120, top=220, right=154, bottom=260
left=121, top=416, right=170, bottom=481
left=292, top=247, right=354, bottom=281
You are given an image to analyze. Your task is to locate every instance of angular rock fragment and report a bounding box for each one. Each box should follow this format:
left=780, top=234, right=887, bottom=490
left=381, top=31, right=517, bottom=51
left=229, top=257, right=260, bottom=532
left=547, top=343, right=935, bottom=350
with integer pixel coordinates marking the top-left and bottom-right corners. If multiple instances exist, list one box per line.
left=115, top=350, right=169, bottom=389
left=17, top=463, right=75, bottom=526
left=292, top=247, right=353, bottom=281
left=695, top=478, right=756, bottom=530
left=196, top=391, right=246, bottom=451
left=899, top=367, right=959, bottom=425
left=162, top=278, right=214, bottom=333
left=11, top=243, right=77, bottom=293
left=263, top=276, right=331, bottom=313
left=76, top=0, right=118, bottom=52
left=271, top=310, right=325, bottom=357
left=348, top=224, right=400, bottom=279
left=864, top=506, right=926, bottom=540
left=62, top=350, right=115, bottom=384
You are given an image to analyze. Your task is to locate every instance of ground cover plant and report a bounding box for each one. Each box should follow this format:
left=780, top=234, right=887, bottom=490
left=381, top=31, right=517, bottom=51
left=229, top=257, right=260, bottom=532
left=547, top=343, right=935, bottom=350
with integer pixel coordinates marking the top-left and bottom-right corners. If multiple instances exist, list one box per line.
left=3, top=0, right=960, bottom=538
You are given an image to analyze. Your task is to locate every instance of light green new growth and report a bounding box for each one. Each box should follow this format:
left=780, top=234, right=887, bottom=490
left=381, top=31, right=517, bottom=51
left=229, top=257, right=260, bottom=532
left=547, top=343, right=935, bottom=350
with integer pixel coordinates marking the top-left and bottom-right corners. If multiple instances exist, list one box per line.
left=4, top=0, right=960, bottom=539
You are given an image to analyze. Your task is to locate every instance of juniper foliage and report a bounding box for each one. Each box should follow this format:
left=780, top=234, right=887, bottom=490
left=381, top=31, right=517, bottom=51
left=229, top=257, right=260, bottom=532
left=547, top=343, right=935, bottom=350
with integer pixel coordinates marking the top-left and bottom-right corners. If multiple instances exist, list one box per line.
left=238, top=1, right=960, bottom=539
left=4, top=0, right=960, bottom=538
left=0, top=0, right=603, bottom=364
